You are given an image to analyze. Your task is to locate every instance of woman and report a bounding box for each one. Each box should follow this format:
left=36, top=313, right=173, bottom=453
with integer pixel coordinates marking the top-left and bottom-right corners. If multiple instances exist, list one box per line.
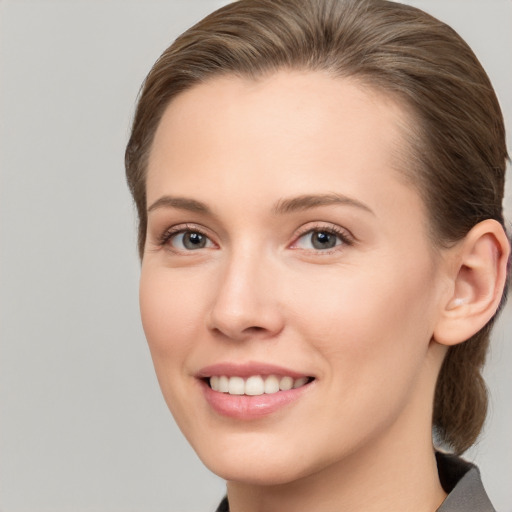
left=125, top=0, right=509, bottom=510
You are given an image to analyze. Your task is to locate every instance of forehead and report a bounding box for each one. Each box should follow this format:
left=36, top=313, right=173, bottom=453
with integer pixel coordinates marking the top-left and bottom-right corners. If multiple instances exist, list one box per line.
left=150, top=71, right=410, bottom=160
left=146, top=70, right=418, bottom=216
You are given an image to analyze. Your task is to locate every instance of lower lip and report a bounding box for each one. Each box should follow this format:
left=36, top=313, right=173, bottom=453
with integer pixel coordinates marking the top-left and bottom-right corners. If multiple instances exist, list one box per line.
left=200, top=380, right=312, bottom=420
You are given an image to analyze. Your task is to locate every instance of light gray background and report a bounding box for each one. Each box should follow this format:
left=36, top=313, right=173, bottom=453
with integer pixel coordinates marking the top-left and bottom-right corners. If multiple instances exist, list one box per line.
left=0, top=1, right=510, bottom=511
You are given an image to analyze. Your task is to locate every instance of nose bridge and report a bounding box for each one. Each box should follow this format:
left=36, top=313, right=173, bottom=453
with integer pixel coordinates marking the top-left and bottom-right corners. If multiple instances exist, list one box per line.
left=208, top=240, right=282, bottom=339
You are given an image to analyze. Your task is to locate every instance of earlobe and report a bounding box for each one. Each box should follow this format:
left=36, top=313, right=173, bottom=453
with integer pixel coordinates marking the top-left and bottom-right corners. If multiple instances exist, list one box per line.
left=434, top=219, right=510, bottom=346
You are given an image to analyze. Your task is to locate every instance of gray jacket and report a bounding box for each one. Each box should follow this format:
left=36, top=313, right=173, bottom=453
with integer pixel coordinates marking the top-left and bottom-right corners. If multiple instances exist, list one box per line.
left=436, top=452, right=495, bottom=512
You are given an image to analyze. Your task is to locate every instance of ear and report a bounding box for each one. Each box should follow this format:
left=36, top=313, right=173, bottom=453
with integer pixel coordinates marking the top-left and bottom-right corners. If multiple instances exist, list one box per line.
left=434, top=219, right=510, bottom=346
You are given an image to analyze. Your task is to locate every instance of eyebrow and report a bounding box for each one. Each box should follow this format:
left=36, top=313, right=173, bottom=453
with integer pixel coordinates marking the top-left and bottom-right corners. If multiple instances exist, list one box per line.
left=147, top=196, right=211, bottom=214
left=147, top=192, right=374, bottom=216
left=272, top=193, right=374, bottom=215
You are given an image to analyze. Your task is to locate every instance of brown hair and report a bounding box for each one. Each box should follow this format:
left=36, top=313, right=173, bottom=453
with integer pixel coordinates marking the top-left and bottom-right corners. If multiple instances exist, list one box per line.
left=125, top=0, right=508, bottom=454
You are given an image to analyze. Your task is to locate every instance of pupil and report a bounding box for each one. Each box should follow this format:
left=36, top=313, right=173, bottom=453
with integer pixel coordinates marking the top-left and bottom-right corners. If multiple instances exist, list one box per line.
left=312, top=231, right=336, bottom=249
left=184, top=232, right=205, bottom=249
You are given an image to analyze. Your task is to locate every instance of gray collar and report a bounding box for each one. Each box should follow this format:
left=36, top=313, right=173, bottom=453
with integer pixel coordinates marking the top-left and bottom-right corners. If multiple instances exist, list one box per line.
left=436, top=452, right=495, bottom=512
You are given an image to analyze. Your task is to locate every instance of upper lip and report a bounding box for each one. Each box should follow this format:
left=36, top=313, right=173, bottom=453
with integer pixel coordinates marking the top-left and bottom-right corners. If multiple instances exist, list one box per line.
left=196, top=361, right=311, bottom=379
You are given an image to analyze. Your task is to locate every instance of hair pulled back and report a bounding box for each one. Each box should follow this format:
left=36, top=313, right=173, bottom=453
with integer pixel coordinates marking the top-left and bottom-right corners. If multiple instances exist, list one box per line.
left=125, top=0, right=509, bottom=454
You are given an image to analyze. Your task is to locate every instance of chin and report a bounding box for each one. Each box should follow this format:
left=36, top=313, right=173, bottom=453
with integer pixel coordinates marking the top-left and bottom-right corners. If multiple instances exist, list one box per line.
left=189, top=432, right=331, bottom=486
left=205, top=457, right=308, bottom=486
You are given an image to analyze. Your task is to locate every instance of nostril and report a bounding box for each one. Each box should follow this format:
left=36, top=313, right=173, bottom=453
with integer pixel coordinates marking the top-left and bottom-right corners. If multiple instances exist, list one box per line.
left=245, top=326, right=265, bottom=333
left=207, top=302, right=285, bottom=340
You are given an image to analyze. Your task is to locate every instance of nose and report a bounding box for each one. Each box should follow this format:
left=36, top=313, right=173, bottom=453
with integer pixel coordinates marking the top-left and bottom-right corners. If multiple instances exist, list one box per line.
left=207, top=249, right=284, bottom=341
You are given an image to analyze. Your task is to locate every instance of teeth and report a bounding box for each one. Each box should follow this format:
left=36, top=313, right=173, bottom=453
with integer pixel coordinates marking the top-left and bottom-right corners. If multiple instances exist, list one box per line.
left=264, top=375, right=279, bottom=394
left=279, top=376, right=293, bottom=391
left=246, top=375, right=264, bottom=395
left=293, top=377, right=308, bottom=389
left=218, top=375, right=229, bottom=393
left=210, top=376, right=220, bottom=391
left=208, top=375, right=310, bottom=396
left=228, top=376, right=245, bottom=395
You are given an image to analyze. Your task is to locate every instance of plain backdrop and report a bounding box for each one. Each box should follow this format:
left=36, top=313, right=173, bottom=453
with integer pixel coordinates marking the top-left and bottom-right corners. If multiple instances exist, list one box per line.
left=0, top=1, right=511, bottom=511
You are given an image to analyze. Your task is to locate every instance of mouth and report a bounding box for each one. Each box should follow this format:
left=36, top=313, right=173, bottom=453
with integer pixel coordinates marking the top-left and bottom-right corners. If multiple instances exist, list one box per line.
left=205, top=375, right=315, bottom=396
left=197, top=363, right=315, bottom=418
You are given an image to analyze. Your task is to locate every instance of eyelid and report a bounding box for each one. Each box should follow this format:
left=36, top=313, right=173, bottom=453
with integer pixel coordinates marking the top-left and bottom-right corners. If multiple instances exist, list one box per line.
left=158, top=223, right=218, bottom=251
left=154, top=221, right=354, bottom=253
left=289, top=222, right=355, bottom=251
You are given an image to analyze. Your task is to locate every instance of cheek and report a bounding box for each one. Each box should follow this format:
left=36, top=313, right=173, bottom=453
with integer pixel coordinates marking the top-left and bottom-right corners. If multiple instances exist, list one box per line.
left=138, top=266, right=214, bottom=432
left=286, top=261, right=439, bottom=452
left=291, top=256, right=437, bottom=380
left=139, top=267, right=205, bottom=368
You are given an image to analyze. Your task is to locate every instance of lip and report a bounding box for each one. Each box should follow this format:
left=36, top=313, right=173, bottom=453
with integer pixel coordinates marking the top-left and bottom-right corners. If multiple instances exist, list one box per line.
left=196, top=361, right=310, bottom=379
left=196, top=362, right=314, bottom=420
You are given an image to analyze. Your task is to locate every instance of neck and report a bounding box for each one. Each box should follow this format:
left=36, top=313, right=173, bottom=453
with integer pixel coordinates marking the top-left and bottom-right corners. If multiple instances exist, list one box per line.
left=227, top=429, right=446, bottom=512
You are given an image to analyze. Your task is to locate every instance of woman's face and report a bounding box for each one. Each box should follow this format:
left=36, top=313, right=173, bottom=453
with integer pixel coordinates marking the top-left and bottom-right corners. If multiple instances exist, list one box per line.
left=140, top=71, right=450, bottom=485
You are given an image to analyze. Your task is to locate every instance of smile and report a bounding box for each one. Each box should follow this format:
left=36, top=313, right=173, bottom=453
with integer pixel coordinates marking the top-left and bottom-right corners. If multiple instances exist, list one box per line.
left=209, top=375, right=311, bottom=396
left=198, top=363, right=315, bottom=419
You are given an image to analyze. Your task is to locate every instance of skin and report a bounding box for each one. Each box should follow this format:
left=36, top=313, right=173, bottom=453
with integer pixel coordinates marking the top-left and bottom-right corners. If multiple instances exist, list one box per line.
left=140, top=71, right=481, bottom=512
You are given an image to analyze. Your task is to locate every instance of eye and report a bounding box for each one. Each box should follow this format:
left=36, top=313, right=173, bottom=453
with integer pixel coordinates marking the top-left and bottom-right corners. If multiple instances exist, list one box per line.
left=168, top=230, right=214, bottom=251
left=292, top=227, right=350, bottom=251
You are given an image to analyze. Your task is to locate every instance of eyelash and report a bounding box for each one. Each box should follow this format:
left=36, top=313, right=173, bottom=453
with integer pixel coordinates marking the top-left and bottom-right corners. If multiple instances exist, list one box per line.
left=158, top=224, right=212, bottom=249
left=157, top=223, right=354, bottom=253
left=292, top=224, right=354, bottom=252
